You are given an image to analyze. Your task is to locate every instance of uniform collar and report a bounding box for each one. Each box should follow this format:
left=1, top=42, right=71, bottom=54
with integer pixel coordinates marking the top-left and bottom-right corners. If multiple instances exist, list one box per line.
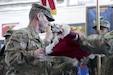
left=27, top=26, right=40, bottom=39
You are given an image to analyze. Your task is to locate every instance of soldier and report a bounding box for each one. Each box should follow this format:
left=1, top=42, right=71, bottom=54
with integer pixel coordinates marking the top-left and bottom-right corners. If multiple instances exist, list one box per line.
left=77, top=22, right=112, bottom=55
left=0, top=30, right=13, bottom=56
left=93, top=18, right=113, bottom=75
left=87, top=18, right=110, bottom=75
left=0, top=30, right=13, bottom=75
left=5, top=4, right=55, bottom=75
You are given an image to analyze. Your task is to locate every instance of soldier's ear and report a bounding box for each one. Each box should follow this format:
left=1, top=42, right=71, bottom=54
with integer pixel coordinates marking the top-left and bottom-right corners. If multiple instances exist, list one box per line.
left=36, top=13, right=40, bottom=21
left=36, top=12, right=44, bottom=21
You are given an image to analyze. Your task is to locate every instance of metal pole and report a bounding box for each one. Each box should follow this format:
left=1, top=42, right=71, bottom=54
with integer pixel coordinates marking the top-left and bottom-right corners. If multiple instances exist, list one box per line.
left=96, top=0, right=101, bottom=75
left=98, top=55, right=101, bottom=75
left=96, top=0, right=100, bottom=30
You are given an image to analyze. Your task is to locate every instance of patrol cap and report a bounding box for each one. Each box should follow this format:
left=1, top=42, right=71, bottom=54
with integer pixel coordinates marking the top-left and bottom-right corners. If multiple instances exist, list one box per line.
left=4, top=30, right=13, bottom=37
left=93, top=19, right=110, bottom=29
left=32, top=4, right=55, bottom=21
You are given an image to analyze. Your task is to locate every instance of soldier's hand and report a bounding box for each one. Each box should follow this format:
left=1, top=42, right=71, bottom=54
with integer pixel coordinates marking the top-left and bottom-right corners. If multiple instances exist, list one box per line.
left=75, top=29, right=86, bottom=38
left=33, top=48, right=45, bottom=58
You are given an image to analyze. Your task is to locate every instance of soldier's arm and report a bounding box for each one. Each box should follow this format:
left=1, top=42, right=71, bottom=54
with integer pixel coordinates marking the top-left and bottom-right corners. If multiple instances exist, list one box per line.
left=66, top=30, right=113, bottom=55
left=5, top=31, right=34, bottom=66
left=78, top=34, right=110, bottom=54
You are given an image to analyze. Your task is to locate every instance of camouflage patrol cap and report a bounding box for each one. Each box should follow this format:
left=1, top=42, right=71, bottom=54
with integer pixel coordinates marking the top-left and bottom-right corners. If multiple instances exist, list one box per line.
left=32, top=4, right=55, bottom=21
left=93, top=19, right=110, bottom=29
left=3, top=30, right=13, bottom=37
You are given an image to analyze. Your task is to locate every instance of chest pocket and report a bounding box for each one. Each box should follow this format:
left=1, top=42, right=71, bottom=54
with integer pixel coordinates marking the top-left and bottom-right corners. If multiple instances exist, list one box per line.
left=23, top=29, right=43, bottom=51
left=27, top=39, right=43, bottom=51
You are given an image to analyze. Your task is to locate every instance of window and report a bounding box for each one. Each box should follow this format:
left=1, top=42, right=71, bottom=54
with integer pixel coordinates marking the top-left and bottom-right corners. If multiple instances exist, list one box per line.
left=78, top=0, right=94, bottom=5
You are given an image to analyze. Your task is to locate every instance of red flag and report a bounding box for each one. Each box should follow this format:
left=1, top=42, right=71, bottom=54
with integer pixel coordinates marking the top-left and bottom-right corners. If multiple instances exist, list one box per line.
left=49, top=37, right=90, bottom=60
left=41, top=0, right=46, bottom=6
left=40, top=0, right=57, bottom=15
left=2, top=23, right=19, bottom=36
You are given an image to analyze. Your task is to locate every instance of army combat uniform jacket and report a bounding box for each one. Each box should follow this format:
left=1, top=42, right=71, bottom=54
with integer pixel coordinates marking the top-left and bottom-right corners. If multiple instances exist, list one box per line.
left=5, top=26, right=77, bottom=75
left=79, top=31, right=113, bottom=55
left=0, top=53, right=6, bottom=75
left=5, top=26, right=51, bottom=75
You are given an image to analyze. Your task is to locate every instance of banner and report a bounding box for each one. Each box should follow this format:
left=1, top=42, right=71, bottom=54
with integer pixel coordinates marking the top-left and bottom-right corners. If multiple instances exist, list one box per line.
left=2, top=23, right=19, bottom=36
left=87, top=7, right=113, bottom=35
left=40, top=0, right=57, bottom=15
left=69, top=23, right=86, bottom=33
left=78, top=65, right=89, bottom=75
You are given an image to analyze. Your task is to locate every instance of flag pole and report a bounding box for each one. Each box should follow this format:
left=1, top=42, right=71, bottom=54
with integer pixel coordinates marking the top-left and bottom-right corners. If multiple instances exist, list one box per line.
left=96, top=0, right=100, bottom=30
left=96, top=0, right=101, bottom=75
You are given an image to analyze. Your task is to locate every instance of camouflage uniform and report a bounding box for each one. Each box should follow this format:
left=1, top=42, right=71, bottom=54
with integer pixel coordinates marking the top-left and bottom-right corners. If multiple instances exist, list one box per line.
left=5, top=26, right=77, bottom=75
left=5, top=26, right=50, bottom=75
left=0, top=53, right=6, bottom=75
left=79, top=31, right=113, bottom=54
left=50, top=56, right=78, bottom=75
left=78, top=19, right=113, bottom=75
left=87, top=18, right=111, bottom=75
left=79, top=18, right=111, bottom=54
left=0, top=30, right=13, bottom=75
left=80, top=33, right=113, bottom=75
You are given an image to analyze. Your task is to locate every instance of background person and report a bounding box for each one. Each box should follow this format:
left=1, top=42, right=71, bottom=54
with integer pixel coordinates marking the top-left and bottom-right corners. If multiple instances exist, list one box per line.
left=87, top=18, right=110, bottom=75
left=0, top=30, right=13, bottom=75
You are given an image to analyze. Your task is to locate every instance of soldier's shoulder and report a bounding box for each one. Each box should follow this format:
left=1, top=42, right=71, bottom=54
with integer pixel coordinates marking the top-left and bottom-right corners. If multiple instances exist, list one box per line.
left=10, top=28, right=29, bottom=40
left=104, top=31, right=113, bottom=39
